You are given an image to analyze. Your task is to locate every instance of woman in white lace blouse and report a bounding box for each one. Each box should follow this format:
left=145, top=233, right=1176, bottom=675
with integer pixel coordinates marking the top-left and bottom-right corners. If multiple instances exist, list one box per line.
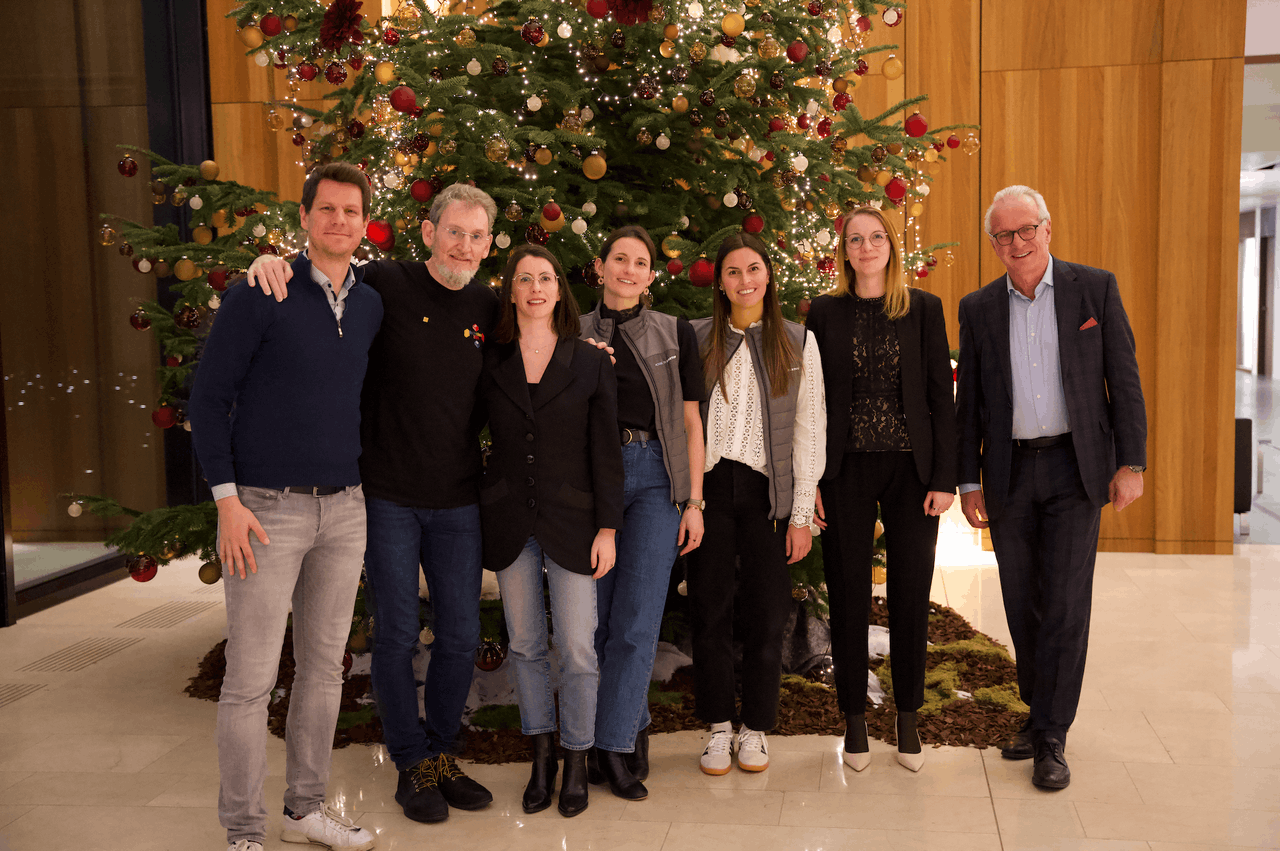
left=687, top=232, right=826, bottom=776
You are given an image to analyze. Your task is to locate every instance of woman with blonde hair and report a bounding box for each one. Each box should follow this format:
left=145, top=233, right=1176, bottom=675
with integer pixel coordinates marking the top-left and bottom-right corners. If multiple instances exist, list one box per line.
left=808, top=206, right=956, bottom=772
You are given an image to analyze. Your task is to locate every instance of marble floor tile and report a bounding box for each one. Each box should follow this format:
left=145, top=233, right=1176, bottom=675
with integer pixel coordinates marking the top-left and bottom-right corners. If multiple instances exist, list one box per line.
left=819, top=745, right=990, bottom=797
left=0, top=804, right=227, bottom=851
left=0, top=733, right=189, bottom=774
left=1223, top=691, right=1280, bottom=715
left=1098, top=688, right=1231, bottom=714
left=1058, top=710, right=1175, bottom=764
left=657, top=746, right=825, bottom=791
left=779, top=790, right=999, bottom=833
left=1075, top=801, right=1280, bottom=847
left=618, top=786, right=784, bottom=825
left=356, top=811, right=672, bottom=851
left=991, top=796, right=1086, bottom=839
left=1143, top=711, right=1280, bottom=767
left=2, top=771, right=183, bottom=807
left=1124, top=762, right=1280, bottom=811
left=982, top=750, right=1144, bottom=804
left=659, top=822, right=1006, bottom=851
left=0, top=805, right=34, bottom=830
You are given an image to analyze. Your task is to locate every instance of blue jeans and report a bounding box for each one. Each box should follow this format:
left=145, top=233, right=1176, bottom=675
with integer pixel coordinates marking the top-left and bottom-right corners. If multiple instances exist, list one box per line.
left=495, top=537, right=599, bottom=751
left=364, top=497, right=482, bottom=770
left=218, top=485, right=366, bottom=845
left=594, top=440, right=682, bottom=752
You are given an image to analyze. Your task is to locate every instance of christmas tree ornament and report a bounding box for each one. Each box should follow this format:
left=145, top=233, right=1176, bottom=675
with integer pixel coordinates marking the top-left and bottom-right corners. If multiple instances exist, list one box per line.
left=582, top=201, right=598, bottom=216
left=491, top=56, right=509, bottom=76
left=366, top=219, right=393, bottom=249
left=815, top=59, right=833, bottom=77
left=296, top=61, right=318, bottom=81
left=721, top=12, right=745, bottom=37
left=67, top=501, right=83, bottom=518
left=130, top=308, right=151, bottom=330
left=883, top=7, right=903, bottom=26
left=689, top=41, right=707, bottom=64
left=209, top=268, right=229, bottom=291
left=266, top=110, right=285, bottom=131
left=494, top=233, right=512, bottom=249
left=541, top=201, right=562, bottom=222
left=571, top=218, right=588, bottom=235
left=175, top=302, right=203, bottom=325
left=151, top=402, right=179, bottom=428
left=636, top=128, right=653, bottom=146
left=699, top=89, right=716, bottom=107
left=325, top=63, right=348, bottom=85
left=410, top=179, right=433, bottom=203
left=583, top=154, right=607, bottom=180
left=586, top=0, right=609, bottom=20
left=382, top=24, right=400, bottom=45
left=99, top=224, right=117, bottom=246
left=525, top=223, right=549, bottom=244
left=853, top=58, right=869, bottom=77
left=635, top=75, right=658, bottom=100
left=659, top=39, right=675, bottom=58
left=373, top=61, right=396, bottom=84
left=797, top=113, right=811, bottom=130
left=882, top=55, right=904, bottom=81
left=170, top=191, right=187, bottom=207
left=946, top=133, right=961, bottom=149
left=769, top=71, right=785, bottom=90
left=910, top=202, right=924, bottom=217
left=198, top=560, right=222, bottom=584
left=962, top=134, right=981, bottom=154
left=689, top=257, right=714, bottom=287
left=389, top=85, right=416, bottom=113
left=791, top=584, right=808, bottom=601
left=786, top=40, right=808, bottom=63
left=238, top=25, right=264, bottom=48
left=526, top=95, right=543, bottom=112
left=830, top=136, right=848, bottom=154
left=475, top=639, right=506, bottom=672
left=188, top=195, right=204, bottom=211
left=885, top=176, right=907, bottom=202
left=119, top=242, right=133, bottom=256
left=504, top=201, right=524, bottom=222
left=485, top=137, right=510, bottom=163
left=467, top=58, right=482, bottom=76
left=733, top=73, right=755, bottom=98
left=757, top=36, right=780, bottom=60
left=656, top=133, right=670, bottom=150
left=855, top=14, right=872, bottom=31
left=129, top=555, right=159, bottom=582
left=520, top=18, right=545, bottom=45
left=743, top=213, right=764, bottom=233
left=152, top=259, right=172, bottom=277
left=833, top=91, right=851, bottom=111
left=283, top=14, right=297, bottom=31
left=192, top=226, right=214, bottom=246
left=117, top=155, right=138, bottom=177
left=610, top=28, right=626, bottom=48
left=259, top=13, right=282, bottom=37
left=438, top=139, right=457, bottom=156
left=540, top=213, right=565, bottom=233
left=904, top=112, right=928, bottom=137
left=456, top=26, right=476, bottom=46
left=672, top=94, right=689, bottom=113
left=687, top=108, right=702, bottom=127
left=133, top=257, right=153, bottom=274
left=715, top=109, right=730, bottom=128
left=792, top=153, right=809, bottom=172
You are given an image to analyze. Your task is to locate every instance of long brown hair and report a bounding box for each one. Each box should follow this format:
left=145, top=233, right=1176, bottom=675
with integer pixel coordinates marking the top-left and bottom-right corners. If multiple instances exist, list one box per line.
left=702, top=232, right=798, bottom=400
left=830, top=206, right=910, bottom=320
left=493, top=244, right=582, bottom=343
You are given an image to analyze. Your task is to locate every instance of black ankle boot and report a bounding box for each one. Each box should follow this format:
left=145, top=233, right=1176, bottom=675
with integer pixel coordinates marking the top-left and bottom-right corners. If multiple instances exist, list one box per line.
left=586, top=746, right=604, bottom=785
left=522, top=733, right=557, bottom=814
left=627, top=725, right=650, bottom=782
left=558, top=749, right=589, bottom=817
left=598, top=749, right=647, bottom=799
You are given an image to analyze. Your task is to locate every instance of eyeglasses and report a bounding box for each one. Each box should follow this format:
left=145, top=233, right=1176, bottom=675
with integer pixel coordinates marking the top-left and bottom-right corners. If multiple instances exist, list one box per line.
left=441, top=226, right=489, bottom=246
left=846, top=232, right=888, bottom=250
left=990, top=222, right=1044, bottom=246
left=513, top=273, right=556, bottom=289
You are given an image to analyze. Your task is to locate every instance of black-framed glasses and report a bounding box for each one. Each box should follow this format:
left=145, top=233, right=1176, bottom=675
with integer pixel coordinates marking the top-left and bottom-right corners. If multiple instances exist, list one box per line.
left=990, top=222, right=1044, bottom=246
left=846, top=232, right=888, bottom=250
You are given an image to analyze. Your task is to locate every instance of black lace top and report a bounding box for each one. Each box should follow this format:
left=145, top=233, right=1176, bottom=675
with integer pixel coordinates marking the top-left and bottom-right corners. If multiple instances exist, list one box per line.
left=846, top=295, right=911, bottom=452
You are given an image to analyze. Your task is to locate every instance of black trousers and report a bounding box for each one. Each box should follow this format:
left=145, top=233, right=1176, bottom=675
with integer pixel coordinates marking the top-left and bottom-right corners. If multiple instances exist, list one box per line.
left=688, top=459, right=790, bottom=731
left=988, top=441, right=1101, bottom=742
left=822, top=451, right=938, bottom=714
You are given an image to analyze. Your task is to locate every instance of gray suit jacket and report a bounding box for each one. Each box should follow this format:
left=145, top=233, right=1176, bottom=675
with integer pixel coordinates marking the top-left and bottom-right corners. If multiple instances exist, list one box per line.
left=955, top=258, right=1147, bottom=519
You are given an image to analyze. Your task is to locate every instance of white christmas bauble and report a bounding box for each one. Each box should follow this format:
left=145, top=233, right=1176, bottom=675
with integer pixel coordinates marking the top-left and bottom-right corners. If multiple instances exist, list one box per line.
left=252, top=223, right=267, bottom=238
left=710, top=44, right=741, bottom=63
left=467, top=59, right=481, bottom=75
left=495, top=233, right=511, bottom=249
left=687, top=2, right=703, bottom=19
left=807, top=100, right=821, bottom=115
left=209, top=295, right=221, bottom=309
left=656, top=134, right=670, bottom=150
left=67, top=503, right=83, bottom=517
left=749, top=148, right=763, bottom=162
left=917, top=183, right=931, bottom=196
left=816, top=230, right=831, bottom=246
left=679, top=216, right=689, bottom=228
left=315, top=123, right=330, bottom=137
left=582, top=201, right=597, bottom=216
left=188, top=196, right=204, bottom=210
left=137, top=258, right=152, bottom=273
left=183, top=421, right=192, bottom=432
left=383, top=172, right=402, bottom=189
left=723, top=192, right=739, bottom=208
left=571, top=218, right=588, bottom=235
left=827, top=25, right=842, bottom=42
left=581, top=107, right=594, bottom=122
left=254, top=51, right=270, bottom=67
left=677, top=579, right=688, bottom=596
left=299, top=115, right=313, bottom=127
left=792, top=154, right=809, bottom=172
left=527, top=95, right=542, bottom=112
left=557, top=22, right=572, bottom=38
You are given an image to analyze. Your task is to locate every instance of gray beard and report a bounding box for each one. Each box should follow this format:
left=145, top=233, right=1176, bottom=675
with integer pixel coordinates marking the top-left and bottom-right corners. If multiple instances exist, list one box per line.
left=431, top=261, right=474, bottom=290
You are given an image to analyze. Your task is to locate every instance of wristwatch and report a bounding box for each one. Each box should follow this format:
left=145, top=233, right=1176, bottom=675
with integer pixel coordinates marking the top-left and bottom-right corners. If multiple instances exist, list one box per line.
left=1127, top=465, right=1146, bottom=473
left=684, top=498, right=706, bottom=511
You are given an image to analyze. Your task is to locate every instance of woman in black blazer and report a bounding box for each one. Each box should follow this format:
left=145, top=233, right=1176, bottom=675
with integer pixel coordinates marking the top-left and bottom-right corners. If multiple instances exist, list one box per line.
left=477, top=244, right=624, bottom=818
left=807, top=206, right=957, bottom=773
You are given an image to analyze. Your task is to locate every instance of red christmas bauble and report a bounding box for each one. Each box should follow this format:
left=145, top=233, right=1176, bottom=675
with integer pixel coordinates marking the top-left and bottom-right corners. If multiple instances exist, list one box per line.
left=175, top=305, right=203, bottom=329
left=797, top=113, right=811, bottom=130
left=777, top=237, right=788, bottom=250
left=291, top=133, right=305, bottom=147
left=129, top=309, right=151, bottom=330
left=947, top=133, right=961, bottom=149
left=690, top=258, right=715, bottom=288
left=853, top=59, right=869, bottom=76
left=129, top=556, right=158, bottom=582
left=118, top=155, right=138, bottom=177
left=768, top=117, right=785, bottom=133
left=259, top=14, right=282, bottom=36
left=383, top=27, right=400, bottom=45
left=342, top=650, right=353, bottom=675
left=475, top=640, right=506, bottom=672
left=926, top=255, right=938, bottom=267
left=521, top=19, right=545, bottom=45
left=166, top=356, right=181, bottom=367
left=587, top=0, right=610, bottom=19
left=410, top=179, right=433, bottom=203
left=666, top=259, right=684, bottom=276
left=366, top=220, right=394, bottom=248
left=807, top=0, right=823, bottom=15
left=347, top=53, right=364, bottom=71
left=296, top=61, right=318, bottom=81
left=833, top=92, right=851, bottom=111
left=885, top=177, right=907, bottom=202
left=525, top=224, right=549, bottom=245
left=541, top=201, right=562, bottom=222
left=325, top=63, right=348, bottom=85
left=904, top=112, right=928, bottom=137
left=151, top=406, right=178, bottom=429
left=348, top=119, right=365, bottom=139
left=855, top=15, right=872, bottom=31
left=817, top=117, right=832, bottom=138
left=208, top=269, right=229, bottom=291
left=389, top=85, right=417, bottom=114
left=786, top=40, right=809, bottom=63
left=743, top=213, right=765, bottom=234
left=916, top=268, right=929, bottom=278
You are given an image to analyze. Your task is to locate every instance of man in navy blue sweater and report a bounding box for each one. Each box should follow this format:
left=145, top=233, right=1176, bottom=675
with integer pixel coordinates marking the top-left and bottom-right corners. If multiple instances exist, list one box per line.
left=190, top=162, right=383, bottom=851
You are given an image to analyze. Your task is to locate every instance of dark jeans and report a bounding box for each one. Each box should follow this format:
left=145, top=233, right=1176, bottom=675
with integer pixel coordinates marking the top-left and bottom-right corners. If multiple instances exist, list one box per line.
left=988, top=441, right=1101, bottom=742
left=822, top=451, right=938, bottom=714
left=688, top=459, right=790, bottom=731
left=364, top=497, right=483, bottom=770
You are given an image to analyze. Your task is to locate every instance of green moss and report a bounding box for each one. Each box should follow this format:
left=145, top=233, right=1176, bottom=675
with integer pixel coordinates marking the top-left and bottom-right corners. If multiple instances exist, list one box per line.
left=336, top=705, right=376, bottom=729
left=927, top=635, right=1008, bottom=660
left=647, top=682, right=686, bottom=707
left=972, top=683, right=1030, bottom=713
left=781, top=674, right=832, bottom=693
left=877, top=658, right=967, bottom=716
left=470, top=703, right=523, bottom=731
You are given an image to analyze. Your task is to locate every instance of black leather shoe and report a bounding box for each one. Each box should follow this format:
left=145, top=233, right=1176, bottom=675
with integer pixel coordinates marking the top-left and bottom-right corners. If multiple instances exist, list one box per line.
left=558, top=749, right=589, bottom=817
left=586, top=746, right=605, bottom=785
left=395, top=759, right=449, bottom=823
left=434, top=753, right=493, bottom=810
left=1001, top=718, right=1035, bottom=760
left=598, top=748, right=648, bottom=799
left=1032, top=739, right=1071, bottom=789
left=627, top=725, right=650, bottom=782
left=522, top=733, right=557, bottom=814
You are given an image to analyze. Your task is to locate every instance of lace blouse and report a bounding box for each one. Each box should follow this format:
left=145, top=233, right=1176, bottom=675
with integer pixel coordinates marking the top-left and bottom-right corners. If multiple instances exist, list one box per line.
left=847, top=295, right=911, bottom=452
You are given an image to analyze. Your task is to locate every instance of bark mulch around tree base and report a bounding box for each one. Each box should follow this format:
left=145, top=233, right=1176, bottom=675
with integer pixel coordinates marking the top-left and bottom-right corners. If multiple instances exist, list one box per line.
left=186, top=599, right=1027, bottom=764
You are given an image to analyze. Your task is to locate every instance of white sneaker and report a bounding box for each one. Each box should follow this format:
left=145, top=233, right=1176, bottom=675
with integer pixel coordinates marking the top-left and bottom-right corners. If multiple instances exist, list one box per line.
left=281, top=803, right=376, bottom=850
left=228, top=842, right=263, bottom=851
left=700, top=721, right=735, bottom=775
left=736, top=725, right=769, bottom=772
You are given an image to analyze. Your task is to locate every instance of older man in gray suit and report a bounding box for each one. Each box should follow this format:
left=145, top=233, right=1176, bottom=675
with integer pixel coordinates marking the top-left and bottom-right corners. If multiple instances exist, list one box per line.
left=955, top=185, right=1147, bottom=790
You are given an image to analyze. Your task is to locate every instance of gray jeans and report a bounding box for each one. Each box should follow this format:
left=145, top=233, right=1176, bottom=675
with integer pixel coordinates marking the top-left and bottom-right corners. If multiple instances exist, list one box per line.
left=218, top=484, right=366, bottom=844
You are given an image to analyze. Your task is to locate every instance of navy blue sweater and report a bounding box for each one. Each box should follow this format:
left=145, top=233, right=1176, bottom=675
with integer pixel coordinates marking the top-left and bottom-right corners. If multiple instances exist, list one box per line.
left=189, top=253, right=384, bottom=490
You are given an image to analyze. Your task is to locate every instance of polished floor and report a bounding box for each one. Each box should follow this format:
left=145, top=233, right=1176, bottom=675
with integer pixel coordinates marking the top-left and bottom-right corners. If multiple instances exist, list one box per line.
left=1, top=523, right=1278, bottom=850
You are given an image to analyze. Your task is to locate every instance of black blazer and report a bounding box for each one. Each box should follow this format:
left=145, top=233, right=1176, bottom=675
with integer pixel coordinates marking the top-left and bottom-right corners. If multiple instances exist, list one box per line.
left=955, top=258, right=1147, bottom=519
left=477, top=337, right=625, bottom=575
left=807, top=287, right=957, bottom=492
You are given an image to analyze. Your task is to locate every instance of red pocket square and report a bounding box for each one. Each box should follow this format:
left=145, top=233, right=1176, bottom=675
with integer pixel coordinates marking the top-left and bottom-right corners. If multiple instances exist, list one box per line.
left=1079, top=317, right=1098, bottom=330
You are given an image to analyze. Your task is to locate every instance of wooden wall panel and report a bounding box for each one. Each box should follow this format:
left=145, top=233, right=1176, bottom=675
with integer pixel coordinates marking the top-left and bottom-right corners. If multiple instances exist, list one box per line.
left=1153, top=58, right=1242, bottom=555
left=1162, top=0, right=1248, bottom=62
left=210, top=102, right=309, bottom=204
left=981, top=0, right=1162, bottom=71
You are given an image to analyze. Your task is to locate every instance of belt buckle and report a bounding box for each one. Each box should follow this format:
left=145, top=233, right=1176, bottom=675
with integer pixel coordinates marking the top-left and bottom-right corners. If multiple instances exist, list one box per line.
left=621, top=428, right=635, bottom=445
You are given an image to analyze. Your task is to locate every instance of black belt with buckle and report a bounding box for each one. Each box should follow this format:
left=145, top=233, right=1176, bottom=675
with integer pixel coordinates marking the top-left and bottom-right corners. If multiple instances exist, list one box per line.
left=1013, top=433, right=1071, bottom=450
left=285, top=486, right=345, bottom=496
left=621, top=428, right=654, bottom=445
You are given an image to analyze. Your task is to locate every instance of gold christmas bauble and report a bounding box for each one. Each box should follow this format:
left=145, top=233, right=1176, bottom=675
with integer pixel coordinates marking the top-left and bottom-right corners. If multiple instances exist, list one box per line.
left=199, top=160, right=219, bottom=181
left=875, top=520, right=884, bottom=539
left=583, top=154, right=607, bottom=180
left=689, top=41, right=708, bottom=62
left=192, top=226, right=214, bottom=245
left=562, top=113, right=584, bottom=133
left=505, top=202, right=523, bottom=221
left=99, top=224, right=117, bottom=246
left=485, top=137, right=510, bottom=163
left=456, top=26, right=476, bottom=46
left=823, top=201, right=841, bottom=219
left=198, top=560, right=222, bottom=584
left=438, top=139, right=457, bottom=155
left=882, top=55, right=904, bottom=81
left=266, top=110, right=285, bottom=131
left=394, top=150, right=410, bottom=167
left=721, top=12, right=745, bottom=37
left=238, top=25, right=264, bottom=48
left=636, top=129, right=653, bottom=146
left=664, top=24, right=678, bottom=40
left=348, top=630, right=368, bottom=652
left=540, top=213, right=565, bottom=232
left=832, top=77, right=849, bottom=94
left=962, top=135, right=981, bottom=154
left=174, top=258, right=199, bottom=280
left=535, top=147, right=553, bottom=165
left=733, top=73, right=756, bottom=99
left=875, top=170, right=893, bottom=187
left=282, top=14, right=297, bottom=32
left=672, top=94, right=689, bottom=113
left=374, top=61, right=396, bottom=84
left=791, top=585, right=808, bottom=601
left=661, top=235, right=682, bottom=258
left=780, top=195, right=797, bottom=211
left=924, top=148, right=939, bottom=162
left=757, top=36, right=780, bottom=60
left=910, top=202, right=924, bottom=217
left=660, top=39, right=675, bottom=58
left=426, top=112, right=446, bottom=136
left=872, top=565, right=887, bottom=585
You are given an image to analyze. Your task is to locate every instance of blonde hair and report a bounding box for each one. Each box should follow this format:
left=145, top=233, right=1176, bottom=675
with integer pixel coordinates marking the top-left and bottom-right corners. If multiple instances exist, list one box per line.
left=830, top=206, right=910, bottom=320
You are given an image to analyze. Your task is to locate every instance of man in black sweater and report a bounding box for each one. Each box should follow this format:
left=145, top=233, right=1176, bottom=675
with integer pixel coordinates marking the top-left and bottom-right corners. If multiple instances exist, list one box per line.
left=191, top=162, right=382, bottom=851
left=246, top=184, right=500, bottom=825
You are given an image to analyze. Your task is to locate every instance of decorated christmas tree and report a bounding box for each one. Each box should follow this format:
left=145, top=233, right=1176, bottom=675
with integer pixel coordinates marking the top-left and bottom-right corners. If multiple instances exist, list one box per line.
left=75, top=0, right=973, bottom=598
